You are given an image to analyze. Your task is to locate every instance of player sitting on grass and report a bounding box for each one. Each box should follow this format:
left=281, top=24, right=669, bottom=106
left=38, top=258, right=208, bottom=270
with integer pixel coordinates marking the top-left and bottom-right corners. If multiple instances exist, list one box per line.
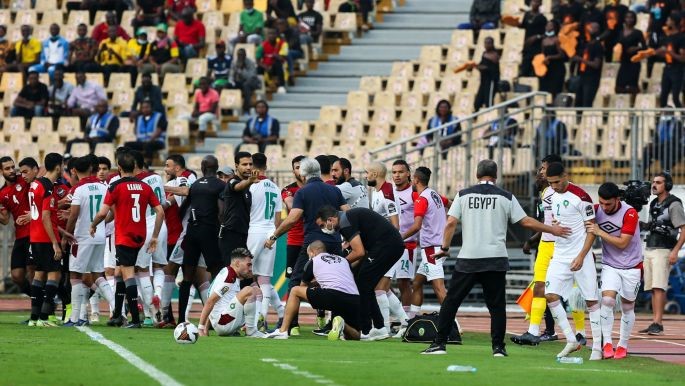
left=197, top=248, right=265, bottom=338
left=266, top=241, right=361, bottom=341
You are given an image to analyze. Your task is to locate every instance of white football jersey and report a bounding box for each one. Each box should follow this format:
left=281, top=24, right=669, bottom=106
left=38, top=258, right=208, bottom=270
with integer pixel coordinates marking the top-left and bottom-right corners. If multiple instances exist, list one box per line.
left=550, top=183, right=595, bottom=261
left=139, top=172, right=165, bottom=220
left=105, top=174, right=120, bottom=236
left=370, top=182, right=399, bottom=220
left=71, top=178, right=108, bottom=244
left=249, top=178, right=282, bottom=231
left=209, top=266, right=241, bottom=320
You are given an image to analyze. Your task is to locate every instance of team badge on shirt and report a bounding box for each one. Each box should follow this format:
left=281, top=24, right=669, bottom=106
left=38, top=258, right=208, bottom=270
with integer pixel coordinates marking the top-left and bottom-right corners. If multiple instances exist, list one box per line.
left=585, top=205, right=594, bottom=216
left=220, top=286, right=229, bottom=295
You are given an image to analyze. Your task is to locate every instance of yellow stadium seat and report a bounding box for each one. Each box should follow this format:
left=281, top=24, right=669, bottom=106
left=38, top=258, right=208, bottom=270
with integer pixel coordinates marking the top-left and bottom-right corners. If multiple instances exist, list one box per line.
left=340, top=121, right=364, bottom=140
left=332, top=13, right=357, bottom=32
left=111, top=90, right=135, bottom=110
left=372, top=107, right=396, bottom=125
left=29, top=117, right=53, bottom=137
left=593, top=78, right=615, bottom=107
left=0, top=10, right=10, bottom=26
left=417, top=62, right=441, bottom=79
left=390, top=62, right=413, bottom=78
left=107, top=73, right=132, bottom=91
left=373, top=91, right=397, bottom=108
left=35, top=0, right=58, bottom=11
left=196, top=0, right=218, bottom=14
left=283, top=137, right=307, bottom=156
left=287, top=120, right=311, bottom=139
left=264, top=144, right=283, bottom=163
left=450, top=29, right=474, bottom=48
left=117, top=119, right=135, bottom=141
left=454, top=92, right=475, bottom=114
left=240, top=144, right=259, bottom=154
left=367, top=122, right=391, bottom=143
left=399, top=107, right=423, bottom=125
left=167, top=119, right=190, bottom=146
left=37, top=131, right=60, bottom=151
left=385, top=76, right=409, bottom=94
left=503, top=28, right=524, bottom=49
left=309, top=137, right=333, bottom=155
left=413, top=77, right=436, bottom=94
left=67, top=11, right=90, bottom=27
left=346, top=90, right=369, bottom=108
left=392, top=122, right=417, bottom=142
left=400, top=91, right=424, bottom=109
left=86, top=73, right=105, bottom=88
left=93, top=11, right=108, bottom=26
left=319, top=105, right=342, bottom=122
left=58, top=117, right=82, bottom=141
left=3, top=89, right=20, bottom=108
left=219, top=89, right=242, bottom=112
left=215, top=143, right=235, bottom=162
left=359, top=76, right=382, bottom=94
left=15, top=10, right=37, bottom=26
left=602, top=63, right=620, bottom=79
left=221, top=0, right=244, bottom=13
left=428, top=92, right=451, bottom=109
left=202, top=11, right=225, bottom=31
left=1, top=72, right=24, bottom=90
left=344, top=106, right=369, bottom=123
left=609, top=94, right=632, bottom=109
left=500, top=61, right=519, bottom=82
left=41, top=10, right=64, bottom=26
left=312, top=120, right=337, bottom=139
left=439, top=75, right=464, bottom=95
left=446, top=46, right=471, bottom=66
left=10, top=130, right=32, bottom=146
left=162, top=73, right=187, bottom=92
left=94, top=142, right=115, bottom=160
left=17, top=143, right=40, bottom=161
left=419, top=45, right=443, bottom=63
left=187, top=155, right=203, bottom=171
left=4, top=117, right=27, bottom=134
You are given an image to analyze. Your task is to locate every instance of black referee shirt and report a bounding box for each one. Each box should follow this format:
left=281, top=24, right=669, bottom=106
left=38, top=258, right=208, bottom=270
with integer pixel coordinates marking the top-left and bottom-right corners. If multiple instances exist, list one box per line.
left=338, top=208, right=403, bottom=249
left=187, top=176, right=225, bottom=227
left=222, top=176, right=252, bottom=234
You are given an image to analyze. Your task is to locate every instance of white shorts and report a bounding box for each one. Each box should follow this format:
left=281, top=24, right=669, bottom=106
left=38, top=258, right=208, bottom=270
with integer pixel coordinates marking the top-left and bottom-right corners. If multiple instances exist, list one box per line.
left=70, top=243, right=106, bottom=273
left=248, top=230, right=276, bottom=277
left=415, top=247, right=445, bottom=282
left=385, top=247, right=417, bottom=279
left=135, top=223, right=168, bottom=267
left=210, top=297, right=244, bottom=336
left=600, top=265, right=642, bottom=302
left=545, top=253, right=598, bottom=301
left=104, top=235, right=116, bottom=269
left=168, top=236, right=207, bottom=268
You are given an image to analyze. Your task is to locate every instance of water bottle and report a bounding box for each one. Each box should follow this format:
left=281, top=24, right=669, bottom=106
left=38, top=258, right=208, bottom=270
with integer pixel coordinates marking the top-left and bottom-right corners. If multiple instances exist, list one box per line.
left=557, top=357, right=583, bottom=364
left=446, top=365, right=477, bottom=373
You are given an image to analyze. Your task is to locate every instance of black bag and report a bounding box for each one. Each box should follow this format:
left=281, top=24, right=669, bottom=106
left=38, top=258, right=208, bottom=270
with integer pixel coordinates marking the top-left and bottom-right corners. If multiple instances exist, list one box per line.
left=402, top=312, right=461, bottom=344
left=567, top=75, right=581, bottom=94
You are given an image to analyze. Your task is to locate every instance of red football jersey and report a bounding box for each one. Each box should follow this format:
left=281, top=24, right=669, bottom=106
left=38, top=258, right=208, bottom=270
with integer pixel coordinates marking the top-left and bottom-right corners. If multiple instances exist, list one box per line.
left=0, top=178, right=31, bottom=239
left=29, top=177, right=60, bottom=244
left=165, top=191, right=182, bottom=246
left=105, top=177, right=161, bottom=248
left=281, top=182, right=304, bottom=246
left=53, top=181, right=71, bottom=229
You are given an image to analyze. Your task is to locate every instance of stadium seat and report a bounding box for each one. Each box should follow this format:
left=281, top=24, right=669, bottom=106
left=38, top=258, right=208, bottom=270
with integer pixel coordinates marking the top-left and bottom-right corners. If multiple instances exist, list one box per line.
left=319, top=105, right=342, bottom=122
left=385, top=76, right=409, bottom=94
left=41, top=10, right=64, bottom=26
left=202, top=11, right=225, bottom=31
left=17, top=143, right=40, bottom=161
left=359, top=76, right=382, bottom=94
left=439, top=75, right=464, bottom=95
left=35, top=0, right=58, bottom=10
left=346, top=90, right=369, bottom=108
left=107, top=73, right=132, bottom=91
left=390, top=62, right=414, bottom=78
left=340, top=121, right=364, bottom=140
left=135, top=72, right=159, bottom=87
left=219, top=89, right=243, bottom=114
left=602, top=63, right=620, bottom=79
left=163, top=73, right=188, bottom=93
left=392, top=122, right=418, bottom=142
left=4, top=117, right=27, bottom=134
left=344, top=106, right=369, bottom=123
left=283, top=137, right=307, bottom=156
left=29, top=117, right=53, bottom=137
left=86, top=73, right=105, bottom=88
left=0, top=10, right=10, bottom=26
left=400, top=91, right=424, bottom=109
left=446, top=46, right=471, bottom=66
left=224, top=13, right=242, bottom=38
left=240, top=144, right=259, bottom=154
left=312, top=120, right=337, bottom=139
left=57, top=117, right=82, bottom=141
left=93, top=11, right=108, bottom=25
left=417, top=62, right=441, bottom=79
left=331, top=13, right=357, bottom=32
left=187, top=155, right=203, bottom=171
left=196, top=0, right=218, bottom=14
left=117, top=120, right=137, bottom=143
left=264, top=144, right=283, bottom=163
left=367, top=122, right=391, bottom=145
left=399, top=107, right=423, bottom=125
left=373, top=91, right=397, bottom=108
left=309, top=137, right=333, bottom=155
left=450, top=29, right=474, bottom=48
left=37, top=131, right=60, bottom=152
left=419, top=46, right=443, bottom=63
left=287, top=121, right=311, bottom=139
left=15, top=10, right=38, bottom=26
left=412, top=77, right=436, bottom=94
left=1, top=72, right=24, bottom=91
left=67, top=11, right=90, bottom=27
left=70, top=142, right=91, bottom=157
left=3, top=89, right=20, bottom=108
left=372, top=107, right=396, bottom=125
left=233, top=43, right=256, bottom=61
left=185, top=59, right=209, bottom=82
left=94, top=142, right=115, bottom=160
left=428, top=92, right=451, bottom=109
left=111, top=89, right=135, bottom=111
left=221, top=0, right=244, bottom=14
left=34, top=25, right=51, bottom=41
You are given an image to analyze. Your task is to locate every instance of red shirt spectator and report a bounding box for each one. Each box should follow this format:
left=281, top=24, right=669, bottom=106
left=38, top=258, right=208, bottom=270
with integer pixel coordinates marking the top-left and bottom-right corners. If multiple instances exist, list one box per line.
left=174, top=17, right=206, bottom=46
left=259, top=37, right=286, bottom=67
left=92, top=23, right=131, bottom=44
left=167, top=0, right=197, bottom=20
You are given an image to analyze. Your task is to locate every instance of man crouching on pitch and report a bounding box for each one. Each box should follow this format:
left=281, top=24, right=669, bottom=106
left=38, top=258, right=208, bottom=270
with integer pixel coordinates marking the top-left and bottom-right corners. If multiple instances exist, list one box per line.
left=266, top=241, right=361, bottom=340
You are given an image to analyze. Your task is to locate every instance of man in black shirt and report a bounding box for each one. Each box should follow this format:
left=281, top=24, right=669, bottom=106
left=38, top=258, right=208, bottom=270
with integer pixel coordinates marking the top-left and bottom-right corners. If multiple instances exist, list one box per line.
left=298, top=0, right=323, bottom=46
left=176, top=155, right=225, bottom=322
left=129, top=72, right=164, bottom=119
left=220, top=151, right=259, bottom=264
left=315, top=206, right=404, bottom=341
left=572, top=22, right=603, bottom=107
left=658, top=13, right=685, bottom=108
left=10, top=71, right=49, bottom=118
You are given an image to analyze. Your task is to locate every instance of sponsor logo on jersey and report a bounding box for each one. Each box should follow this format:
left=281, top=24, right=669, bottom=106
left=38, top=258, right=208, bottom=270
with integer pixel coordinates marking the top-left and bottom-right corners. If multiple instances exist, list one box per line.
left=598, top=221, right=620, bottom=234
left=585, top=205, right=594, bottom=217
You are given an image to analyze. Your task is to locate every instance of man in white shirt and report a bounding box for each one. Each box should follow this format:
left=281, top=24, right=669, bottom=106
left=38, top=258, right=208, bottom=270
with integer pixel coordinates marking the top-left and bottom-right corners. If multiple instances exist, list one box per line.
left=331, top=157, right=369, bottom=209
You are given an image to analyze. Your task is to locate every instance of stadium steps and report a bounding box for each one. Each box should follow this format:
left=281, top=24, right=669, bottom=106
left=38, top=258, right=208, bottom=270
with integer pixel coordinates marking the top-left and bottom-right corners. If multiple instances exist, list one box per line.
left=193, top=0, right=468, bottom=160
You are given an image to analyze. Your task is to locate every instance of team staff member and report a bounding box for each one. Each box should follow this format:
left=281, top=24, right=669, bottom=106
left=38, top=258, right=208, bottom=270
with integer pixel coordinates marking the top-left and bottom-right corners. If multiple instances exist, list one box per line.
left=422, top=160, right=570, bottom=357
left=219, top=151, right=259, bottom=264
left=264, top=158, right=349, bottom=335
left=639, top=172, right=685, bottom=335
left=91, top=151, right=165, bottom=329
left=281, top=155, right=306, bottom=279
left=28, top=153, right=69, bottom=327
left=0, top=156, right=34, bottom=298
left=266, top=241, right=362, bottom=341
left=316, top=206, right=404, bottom=341
left=586, top=182, right=643, bottom=360
left=512, top=154, right=562, bottom=345
left=177, top=155, right=226, bottom=324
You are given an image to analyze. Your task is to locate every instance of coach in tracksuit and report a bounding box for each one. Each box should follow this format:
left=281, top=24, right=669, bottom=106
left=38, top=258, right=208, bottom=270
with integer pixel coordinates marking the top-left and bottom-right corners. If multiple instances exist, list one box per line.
left=421, top=160, right=570, bottom=357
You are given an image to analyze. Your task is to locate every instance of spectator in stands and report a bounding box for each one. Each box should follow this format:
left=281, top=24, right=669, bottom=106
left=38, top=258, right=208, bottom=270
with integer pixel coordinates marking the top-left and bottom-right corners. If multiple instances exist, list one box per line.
left=126, top=99, right=167, bottom=164
left=642, top=108, right=684, bottom=172
left=241, top=100, right=280, bottom=153
left=276, top=18, right=304, bottom=85
left=174, top=7, right=206, bottom=61
left=572, top=22, right=603, bottom=107
left=553, top=0, right=584, bottom=24
left=65, top=100, right=119, bottom=154
left=337, top=0, right=358, bottom=13
left=645, top=0, right=677, bottom=48
left=10, top=71, right=48, bottom=119
left=28, top=24, right=69, bottom=80
left=0, top=25, right=11, bottom=73
left=207, top=41, right=232, bottom=90
left=298, top=0, right=323, bottom=47
left=602, top=0, right=630, bottom=62
left=474, top=36, right=500, bottom=111
left=579, top=0, right=605, bottom=39
left=182, top=77, right=220, bottom=145
left=615, top=11, right=646, bottom=94
left=484, top=116, right=519, bottom=159
left=134, top=0, right=166, bottom=29
left=128, top=29, right=153, bottom=83
left=8, top=25, right=41, bottom=73
left=130, top=71, right=165, bottom=119
left=67, top=71, right=108, bottom=121
left=519, top=0, right=548, bottom=77
left=167, top=0, right=197, bottom=22
left=97, top=25, right=136, bottom=88
left=68, top=23, right=101, bottom=73
left=80, top=0, right=128, bottom=25
left=257, top=29, right=288, bottom=94
left=92, top=11, right=130, bottom=45
left=266, top=0, right=297, bottom=27
left=458, top=0, right=500, bottom=30
left=535, top=111, right=568, bottom=156
left=538, top=20, right=567, bottom=98
left=149, top=23, right=182, bottom=79
left=657, top=13, right=685, bottom=108
left=417, top=99, right=461, bottom=153
left=47, top=67, right=74, bottom=117
left=232, top=0, right=265, bottom=48
left=229, top=48, right=260, bottom=114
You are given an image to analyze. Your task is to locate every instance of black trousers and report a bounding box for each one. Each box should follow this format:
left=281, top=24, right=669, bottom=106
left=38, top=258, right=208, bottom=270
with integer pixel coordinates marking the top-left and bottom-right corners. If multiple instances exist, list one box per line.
left=436, top=270, right=507, bottom=348
left=574, top=76, right=599, bottom=108
left=218, top=229, right=248, bottom=267
left=285, top=244, right=302, bottom=279
left=355, top=243, right=404, bottom=333
left=660, top=65, right=684, bottom=108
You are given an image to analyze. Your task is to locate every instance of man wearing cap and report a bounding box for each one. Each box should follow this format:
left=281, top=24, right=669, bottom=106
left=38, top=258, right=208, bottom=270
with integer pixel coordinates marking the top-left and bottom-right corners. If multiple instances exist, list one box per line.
left=128, top=29, right=153, bottom=86
left=150, top=23, right=181, bottom=79
left=207, top=41, right=232, bottom=90
left=218, top=166, right=235, bottom=183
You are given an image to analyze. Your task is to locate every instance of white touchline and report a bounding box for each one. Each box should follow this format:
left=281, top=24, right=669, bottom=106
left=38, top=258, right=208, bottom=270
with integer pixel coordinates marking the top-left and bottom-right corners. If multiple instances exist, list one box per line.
left=78, top=326, right=184, bottom=386
left=261, top=358, right=341, bottom=385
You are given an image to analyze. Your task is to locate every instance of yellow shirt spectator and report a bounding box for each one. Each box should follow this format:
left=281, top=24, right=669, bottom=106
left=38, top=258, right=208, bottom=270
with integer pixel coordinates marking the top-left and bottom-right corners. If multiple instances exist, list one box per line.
left=14, top=38, right=41, bottom=64
left=127, top=38, right=151, bottom=62
left=97, top=37, right=130, bottom=65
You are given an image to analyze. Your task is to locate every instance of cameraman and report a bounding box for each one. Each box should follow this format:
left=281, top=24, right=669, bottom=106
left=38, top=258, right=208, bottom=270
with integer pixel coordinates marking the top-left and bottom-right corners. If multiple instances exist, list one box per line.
left=640, top=172, right=685, bottom=335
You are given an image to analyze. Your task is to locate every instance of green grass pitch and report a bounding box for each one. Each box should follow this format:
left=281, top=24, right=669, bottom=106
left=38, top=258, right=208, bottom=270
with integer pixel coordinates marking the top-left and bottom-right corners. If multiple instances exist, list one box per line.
left=1, top=312, right=683, bottom=386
